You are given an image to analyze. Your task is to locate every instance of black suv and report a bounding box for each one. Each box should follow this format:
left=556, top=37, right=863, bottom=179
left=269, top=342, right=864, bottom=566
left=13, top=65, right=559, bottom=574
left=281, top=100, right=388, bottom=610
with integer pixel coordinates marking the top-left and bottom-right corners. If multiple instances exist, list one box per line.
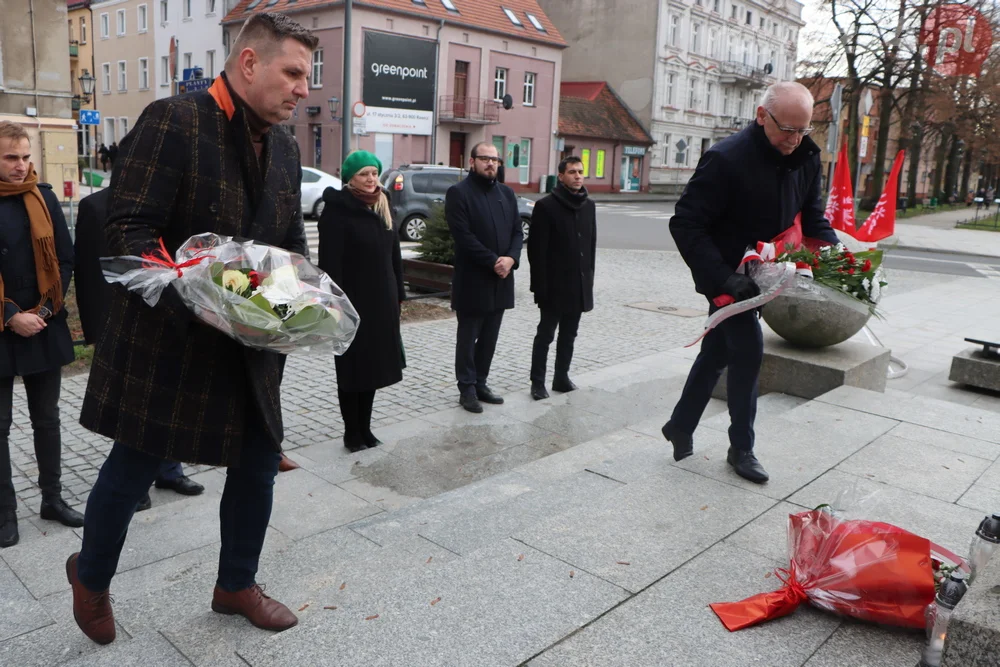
left=381, top=164, right=534, bottom=242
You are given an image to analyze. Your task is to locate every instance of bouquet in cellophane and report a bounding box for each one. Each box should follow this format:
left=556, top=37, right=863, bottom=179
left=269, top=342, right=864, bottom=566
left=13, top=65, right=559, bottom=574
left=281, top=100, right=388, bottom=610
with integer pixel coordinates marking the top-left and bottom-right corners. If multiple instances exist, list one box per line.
left=709, top=494, right=967, bottom=632
left=101, top=233, right=360, bottom=355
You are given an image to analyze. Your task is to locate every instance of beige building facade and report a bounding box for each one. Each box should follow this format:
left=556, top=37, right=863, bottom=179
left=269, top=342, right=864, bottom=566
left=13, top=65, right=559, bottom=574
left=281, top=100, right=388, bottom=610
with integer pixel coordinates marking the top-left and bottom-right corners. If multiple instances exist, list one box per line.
left=0, top=0, right=79, bottom=188
left=91, top=0, right=156, bottom=146
left=69, top=0, right=98, bottom=161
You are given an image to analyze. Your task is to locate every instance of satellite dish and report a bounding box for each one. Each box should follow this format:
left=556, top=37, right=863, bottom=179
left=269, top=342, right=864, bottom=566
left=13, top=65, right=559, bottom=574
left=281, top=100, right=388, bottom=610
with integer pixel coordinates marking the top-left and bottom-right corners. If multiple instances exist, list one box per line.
left=763, top=63, right=774, bottom=75
left=502, top=94, right=514, bottom=110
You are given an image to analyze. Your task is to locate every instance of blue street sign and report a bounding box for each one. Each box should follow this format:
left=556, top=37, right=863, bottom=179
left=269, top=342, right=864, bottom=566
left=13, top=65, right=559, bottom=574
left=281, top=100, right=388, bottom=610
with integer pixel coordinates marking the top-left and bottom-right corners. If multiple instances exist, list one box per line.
left=79, top=109, right=101, bottom=126
left=179, top=78, right=212, bottom=94
left=182, top=67, right=204, bottom=81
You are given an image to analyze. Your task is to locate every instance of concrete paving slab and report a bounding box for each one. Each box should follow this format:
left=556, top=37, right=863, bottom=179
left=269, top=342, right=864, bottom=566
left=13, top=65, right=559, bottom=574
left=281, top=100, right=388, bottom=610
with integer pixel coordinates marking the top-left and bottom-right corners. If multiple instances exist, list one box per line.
left=520, top=404, right=628, bottom=446
left=527, top=542, right=839, bottom=667
left=886, top=422, right=1000, bottom=461
left=59, top=630, right=192, bottom=667
left=514, top=468, right=776, bottom=593
left=724, top=501, right=810, bottom=565
left=437, top=442, right=565, bottom=488
left=238, top=540, right=628, bottom=667
left=837, top=433, right=992, bottom=502
left=957, top=482, right=1000, bottom=513
left=268, top=469, right=381, bottom=541
left=0, top=529, right=82, bottom=598
left=802, top=620, right=923, bottom=667
left=512, top=428, right=666, bottom=484
left=0, top=558, right=52, bottom=642
left=284, top=442, right=391, bottom=485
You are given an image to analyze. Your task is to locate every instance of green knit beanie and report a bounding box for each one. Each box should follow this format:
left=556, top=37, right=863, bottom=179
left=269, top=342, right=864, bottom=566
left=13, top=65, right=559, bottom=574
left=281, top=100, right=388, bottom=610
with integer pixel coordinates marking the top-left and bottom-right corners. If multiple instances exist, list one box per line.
left=341, top=150, right=383, bottom=184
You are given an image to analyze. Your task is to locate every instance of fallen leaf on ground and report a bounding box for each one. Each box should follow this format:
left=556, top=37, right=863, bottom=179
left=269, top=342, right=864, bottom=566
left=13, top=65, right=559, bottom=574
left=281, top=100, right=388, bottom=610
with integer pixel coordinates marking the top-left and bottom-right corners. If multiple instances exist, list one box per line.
left=958, top=459, right=965, bottom=464
left=943, top=465, right=951, bottom=470
left=376, top=498, right=384, bottom=502
left=340, top=582, right=347, bottom=590
left=517, top=554, right=525, bottom=561
left=426, top=556, right=433, bottom=564
left=764, top=572, right=772, bottom=579
left=430, top=597, right=442, bottom=606
left=324, top=606, right=338, bottom=610
left=616, top=561, right=631, bottom=566
left=569, top=570, right=575, bottom=578
left=704, top=456, right=710, bottom=460
left=700, top=505, right=708, bottom=511
left=307, top=493, right=313, bottom=497
left=365, top=614, right=380, bottom=621
left=298, top=603, right=310, bottom=611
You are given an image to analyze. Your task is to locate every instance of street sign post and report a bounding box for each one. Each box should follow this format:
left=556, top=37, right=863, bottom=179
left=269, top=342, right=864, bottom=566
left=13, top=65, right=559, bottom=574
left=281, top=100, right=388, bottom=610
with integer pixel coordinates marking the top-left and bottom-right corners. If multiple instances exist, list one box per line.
left=79, top=109, right=100, bottom=126
left=178, top=78, right=211, bottom=94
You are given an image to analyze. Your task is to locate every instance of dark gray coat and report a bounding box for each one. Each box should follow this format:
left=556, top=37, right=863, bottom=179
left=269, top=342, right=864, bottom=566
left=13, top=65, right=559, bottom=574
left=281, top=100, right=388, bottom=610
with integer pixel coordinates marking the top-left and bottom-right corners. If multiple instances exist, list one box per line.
left=445, top=171, right=523, bottom=313
left=0, top=184, right=74, bottom=377
left=528, top=184, right=596, bottom=314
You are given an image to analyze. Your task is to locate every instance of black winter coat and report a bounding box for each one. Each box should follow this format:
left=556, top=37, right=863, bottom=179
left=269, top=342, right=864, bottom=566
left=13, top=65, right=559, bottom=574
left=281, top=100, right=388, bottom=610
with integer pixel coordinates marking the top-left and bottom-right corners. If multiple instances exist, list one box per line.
left=0, top=184, right=75, bottom=378
left=670, top=123, right=840, bottom=299
left=318, top=187, right=404, bottom=393
left=74, top=188, right=111, bottom=346
left=528, top=184, right=596, bottom=314
left=445, top=171, right=523, bottom=313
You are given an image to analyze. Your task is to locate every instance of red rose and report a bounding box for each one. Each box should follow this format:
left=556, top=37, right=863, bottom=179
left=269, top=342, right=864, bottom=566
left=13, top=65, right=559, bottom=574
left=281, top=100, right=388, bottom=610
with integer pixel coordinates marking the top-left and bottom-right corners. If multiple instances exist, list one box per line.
left=846, top=254, right=856, bottom=265
left=862, top=259, right=872, bottom=272
left=248, top=271, right=261, bottom=289
left=848, top=268, right=855, bottom=275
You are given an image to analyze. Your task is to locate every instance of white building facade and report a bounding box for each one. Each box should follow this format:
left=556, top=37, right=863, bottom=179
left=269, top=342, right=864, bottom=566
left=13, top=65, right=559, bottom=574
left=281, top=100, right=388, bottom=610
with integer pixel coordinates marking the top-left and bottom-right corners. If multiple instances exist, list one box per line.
left=153, top=0, right=233, bottom=99
left=650, top=0, right=805, bottom=191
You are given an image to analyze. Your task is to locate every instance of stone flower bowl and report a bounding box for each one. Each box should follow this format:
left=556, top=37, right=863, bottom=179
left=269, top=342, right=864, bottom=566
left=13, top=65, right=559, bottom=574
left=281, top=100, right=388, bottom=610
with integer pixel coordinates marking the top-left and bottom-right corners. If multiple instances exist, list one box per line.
left=761, top=291, right=873, bottom=349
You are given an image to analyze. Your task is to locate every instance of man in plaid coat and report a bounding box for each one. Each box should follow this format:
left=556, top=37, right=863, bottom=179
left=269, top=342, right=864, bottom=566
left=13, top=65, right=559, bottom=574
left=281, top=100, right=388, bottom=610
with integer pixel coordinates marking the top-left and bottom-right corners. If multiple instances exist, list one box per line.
left=66, top=13, right=314, bottom=644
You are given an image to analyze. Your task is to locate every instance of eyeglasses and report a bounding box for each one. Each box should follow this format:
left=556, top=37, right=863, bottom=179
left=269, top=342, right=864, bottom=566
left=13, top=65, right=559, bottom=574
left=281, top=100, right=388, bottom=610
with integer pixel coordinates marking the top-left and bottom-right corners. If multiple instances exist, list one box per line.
left=766, top=109, right=814, bottom=136
left=473, top=156, right=501, bottom=163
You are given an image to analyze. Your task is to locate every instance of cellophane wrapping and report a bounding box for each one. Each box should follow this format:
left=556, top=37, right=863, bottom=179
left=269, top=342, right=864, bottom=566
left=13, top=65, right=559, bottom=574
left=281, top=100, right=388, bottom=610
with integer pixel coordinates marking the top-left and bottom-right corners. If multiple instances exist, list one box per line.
left=101, top=233, right=360, bottom=356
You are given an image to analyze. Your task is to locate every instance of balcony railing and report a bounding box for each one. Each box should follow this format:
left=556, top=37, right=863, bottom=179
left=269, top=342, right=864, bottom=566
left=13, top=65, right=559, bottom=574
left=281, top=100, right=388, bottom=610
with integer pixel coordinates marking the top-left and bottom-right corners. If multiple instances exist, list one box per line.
left=718, top=61, right=766, bottom=87
left=714, top=115, right=755, bottom=131
left=438, top=96, right=501, bottom=124
left=69, top=41, right=79, bottom=58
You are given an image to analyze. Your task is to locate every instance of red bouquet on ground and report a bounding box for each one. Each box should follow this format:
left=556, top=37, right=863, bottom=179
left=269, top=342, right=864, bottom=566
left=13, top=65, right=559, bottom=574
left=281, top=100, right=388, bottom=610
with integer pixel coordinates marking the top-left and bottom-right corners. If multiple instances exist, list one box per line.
left=711, top=508, right=941, bottom=631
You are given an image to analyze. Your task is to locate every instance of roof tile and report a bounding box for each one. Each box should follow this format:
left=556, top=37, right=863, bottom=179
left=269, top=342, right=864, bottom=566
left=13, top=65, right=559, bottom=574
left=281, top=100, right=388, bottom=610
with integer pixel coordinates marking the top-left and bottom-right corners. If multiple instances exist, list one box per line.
left=559, top=82, right=653, bottom=145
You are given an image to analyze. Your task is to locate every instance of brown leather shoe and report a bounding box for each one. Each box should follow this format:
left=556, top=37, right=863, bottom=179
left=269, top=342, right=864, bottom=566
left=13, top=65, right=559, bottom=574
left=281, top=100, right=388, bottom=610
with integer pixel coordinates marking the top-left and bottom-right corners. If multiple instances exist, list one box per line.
left=211, top=584, right=298, bottom=631
left=277, top=453, right=300, bottom=473
left=66, top=553, right=116, bottom=645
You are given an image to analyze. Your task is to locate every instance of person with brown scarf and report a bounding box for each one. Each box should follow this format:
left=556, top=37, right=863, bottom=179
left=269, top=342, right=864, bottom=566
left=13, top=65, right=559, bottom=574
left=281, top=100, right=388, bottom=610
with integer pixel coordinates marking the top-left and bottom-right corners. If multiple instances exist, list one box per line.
left=0, top=121, right=82, bottom=550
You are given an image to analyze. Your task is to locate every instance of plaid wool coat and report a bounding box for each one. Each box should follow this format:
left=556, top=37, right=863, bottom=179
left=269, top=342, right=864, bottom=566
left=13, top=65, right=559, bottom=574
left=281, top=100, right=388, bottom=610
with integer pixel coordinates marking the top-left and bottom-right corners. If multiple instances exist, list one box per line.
left=79, top=76, right=308, bottom=466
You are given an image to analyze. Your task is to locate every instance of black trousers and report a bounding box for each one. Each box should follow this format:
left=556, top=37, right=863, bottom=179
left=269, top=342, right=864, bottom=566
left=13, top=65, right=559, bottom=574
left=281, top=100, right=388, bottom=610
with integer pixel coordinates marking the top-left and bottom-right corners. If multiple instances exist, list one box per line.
left=669, top=309, right=763, bottom=452
left=338, top=389, right=376, bottom=445
left=455, top=310, right=504, bottom=391
left=0, top=368, right=63, bottom=511
left=530, top=308, right=582, bottom=384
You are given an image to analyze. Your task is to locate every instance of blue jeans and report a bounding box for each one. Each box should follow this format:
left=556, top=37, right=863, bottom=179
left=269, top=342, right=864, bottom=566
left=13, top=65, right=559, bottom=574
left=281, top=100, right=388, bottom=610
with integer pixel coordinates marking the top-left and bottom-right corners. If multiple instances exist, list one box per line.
left=76, top=414, right=280, bottom=592
left=669, top=309, right=763, bottom=451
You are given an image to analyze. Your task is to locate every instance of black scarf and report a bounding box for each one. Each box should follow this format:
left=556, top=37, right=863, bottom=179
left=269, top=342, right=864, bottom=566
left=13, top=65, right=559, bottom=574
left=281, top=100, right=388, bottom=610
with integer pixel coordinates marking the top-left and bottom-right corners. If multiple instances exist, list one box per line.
left=469, top=169, right=497, bottom=190
left=552, top=182, right=589, bottom=210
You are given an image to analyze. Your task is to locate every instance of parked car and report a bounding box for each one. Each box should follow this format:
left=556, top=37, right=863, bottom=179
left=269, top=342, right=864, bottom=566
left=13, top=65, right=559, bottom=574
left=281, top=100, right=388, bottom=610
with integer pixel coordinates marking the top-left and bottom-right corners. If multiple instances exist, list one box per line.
left=301, top=166, right=342, bottom=219
left=381, top=164, right=534, bottom=242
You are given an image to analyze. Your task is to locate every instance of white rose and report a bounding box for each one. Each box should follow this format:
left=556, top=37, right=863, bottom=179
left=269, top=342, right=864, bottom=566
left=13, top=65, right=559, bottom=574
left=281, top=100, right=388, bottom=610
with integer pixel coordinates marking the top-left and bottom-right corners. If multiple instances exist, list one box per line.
left=222, top=270, right=250, bottom=294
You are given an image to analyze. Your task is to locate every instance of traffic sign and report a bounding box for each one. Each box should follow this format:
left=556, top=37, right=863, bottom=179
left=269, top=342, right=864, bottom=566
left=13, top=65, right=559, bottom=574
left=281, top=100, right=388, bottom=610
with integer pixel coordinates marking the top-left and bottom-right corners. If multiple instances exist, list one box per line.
left=179, top=78, right=212, bottom=94
left=79, top=109, right=100, bottom=126
left=860, top=136, right=869, bottom=158
left=352, top=101, right=366, bottom=118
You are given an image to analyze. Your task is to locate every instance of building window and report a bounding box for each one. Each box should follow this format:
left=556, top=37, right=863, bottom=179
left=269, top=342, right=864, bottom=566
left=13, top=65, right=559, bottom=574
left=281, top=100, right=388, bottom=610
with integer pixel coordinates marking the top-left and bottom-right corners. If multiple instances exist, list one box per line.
left=688, top=77, right=697, bottom=109
left=502, top=7, right=522, bottom=26
left=523, top=72, right=535, bottom=106
left=80, top=17, right=87, bottom=44
left=120, top=117, right=129, bottom=139
left=730, top=4, right=738, bottom=19
left=117, top=61, right=127, bottom=91
left=669, top=14, right=680, bottom=46
left=493, top=67, right=507, bottom=101
left=769, top=49, right=776, bottom=70
left=723, top=86, right=731, bottom=115
left=676, top=138, right=687, bottom=166
left=519, top=138, right=531, bottom=184
left=759, top=16, right=765, bottom=29
left=206, top=50, right=215, bottom=78
left=709, top=29, right=717, bottom=58
left=595, top=149, right=606, bottom=178
left=742, top=40, right=750, bottom=65
left=581, top=148, right=590, bottom=177
left=138, top=4, right=148, bottom=32
left=311, top=49, right=323, bottom=88
left=100, top=12, right=109, bottom=39
left=223, top=30, right=230, bottom=58
left=727, top=35, right=735, bottom=60
left=738, top=89, right=746, bottom=117
left=104, top=118, right=115, bottom=144
left=526, top=12, right=545, bottom=31
left=713, top=0, right=720, bottom=12
left=139, top=58, right=149, bottom=89
left=161, top=55, right=170, bottom=85
left=441, top=0, right=459, bottom=13
left=207, top=0, right=216, bottom=14
left=184, top=52, right=192, bottom=71
left=691, top=22, right=701, bottom=53
left=666, top=72, right=676, bottom=106
left=746, top=10, right=752, bottom=25
left=772, top=21, right=778, bottom=36
left=183, top=0, right=191, bottom=19
left=662, top=133, right=670, bottom=164
left=706, top=82, right=714, bottom=114
left=116, top=9, right=126, bottom=35
left=160, top=0, right=168, bottom=23
left=101, top=63, right=111, bottom=93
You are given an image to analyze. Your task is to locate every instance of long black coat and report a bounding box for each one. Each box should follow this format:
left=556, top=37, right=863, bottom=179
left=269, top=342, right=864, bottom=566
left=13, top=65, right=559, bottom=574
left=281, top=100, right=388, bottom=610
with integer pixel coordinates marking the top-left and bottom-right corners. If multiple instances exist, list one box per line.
left=79, top=76, right=308, bottom=467
left=670, top=122, right=840, bottom=299
left=317, top=187, right=404, bottom=393
left=73, top=188, right=111, bottom=346
left=0, top=184, right=74, bottom=377
left=445, top=172, right=523, bottom=313
left=528, top=184, right=596, bottom=314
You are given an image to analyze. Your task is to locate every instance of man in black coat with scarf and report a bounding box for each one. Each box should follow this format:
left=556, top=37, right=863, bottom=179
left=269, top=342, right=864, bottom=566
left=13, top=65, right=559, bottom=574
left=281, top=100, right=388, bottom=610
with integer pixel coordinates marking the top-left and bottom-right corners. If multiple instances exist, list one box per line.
left=527, top=156, right=596, bottom=400
left=446, top=142, right=523, bottom=413
left=665, top=82, right=840, bottom=484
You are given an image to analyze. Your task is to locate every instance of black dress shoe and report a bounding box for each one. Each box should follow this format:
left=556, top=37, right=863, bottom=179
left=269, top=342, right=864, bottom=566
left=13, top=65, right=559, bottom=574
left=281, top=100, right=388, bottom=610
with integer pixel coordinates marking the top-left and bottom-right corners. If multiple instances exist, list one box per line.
left=343, top=436, right=367, bottom=453
left=661, top=421, right=694, bottom=462
left=551, top=375, right=577, bottom=393
left=363, top=431, right=383, bottom=448
left=136, top=493, right=152, bottom=512
left=727, top=448, right=770, bottom=484
left=154, top=475, right=205, bottom=496
left=475, top=386, right=504, bottom=405
left=0, top=510, right=18, bottom=548
left=460, top=391, right=483, bottom=413
left=531, top=382, right=549, bottom=401
left=40, top=498, right=85, bottom=528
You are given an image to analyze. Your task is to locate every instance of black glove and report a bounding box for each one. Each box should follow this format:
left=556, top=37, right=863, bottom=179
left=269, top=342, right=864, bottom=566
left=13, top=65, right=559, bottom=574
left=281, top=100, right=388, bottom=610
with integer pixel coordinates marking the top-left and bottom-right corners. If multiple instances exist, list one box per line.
left=721, top=273, right=761, bottom=302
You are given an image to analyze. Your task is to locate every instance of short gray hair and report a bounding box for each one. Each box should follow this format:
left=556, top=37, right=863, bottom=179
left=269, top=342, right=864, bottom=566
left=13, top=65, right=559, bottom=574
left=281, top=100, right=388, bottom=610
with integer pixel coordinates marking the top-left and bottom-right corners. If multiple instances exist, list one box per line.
left=760, top=81, right=814, bottom=113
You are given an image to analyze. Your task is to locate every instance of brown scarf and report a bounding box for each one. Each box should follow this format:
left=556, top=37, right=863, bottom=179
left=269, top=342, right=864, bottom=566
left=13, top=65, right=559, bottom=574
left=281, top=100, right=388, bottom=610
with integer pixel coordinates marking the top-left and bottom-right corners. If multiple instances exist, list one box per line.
left=346, top=184, right=382, bottom=207
left=0, top=164, right=63, bottom=331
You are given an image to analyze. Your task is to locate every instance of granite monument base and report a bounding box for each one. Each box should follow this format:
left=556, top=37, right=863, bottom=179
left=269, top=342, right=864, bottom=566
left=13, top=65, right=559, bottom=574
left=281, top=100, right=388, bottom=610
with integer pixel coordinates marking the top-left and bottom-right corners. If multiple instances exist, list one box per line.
left=942, top=552, right=1000, bottom=667
left=949, top=348, right=1000, bottom=392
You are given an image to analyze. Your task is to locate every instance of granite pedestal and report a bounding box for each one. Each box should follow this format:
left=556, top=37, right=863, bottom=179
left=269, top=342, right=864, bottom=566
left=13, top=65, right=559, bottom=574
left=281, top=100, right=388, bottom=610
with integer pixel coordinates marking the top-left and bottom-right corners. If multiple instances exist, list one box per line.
left=949, top=348, right=1000, bottom=392
left=713, top=329, right=890, bottom=401
left=942, top=552, right=1000, bottom=667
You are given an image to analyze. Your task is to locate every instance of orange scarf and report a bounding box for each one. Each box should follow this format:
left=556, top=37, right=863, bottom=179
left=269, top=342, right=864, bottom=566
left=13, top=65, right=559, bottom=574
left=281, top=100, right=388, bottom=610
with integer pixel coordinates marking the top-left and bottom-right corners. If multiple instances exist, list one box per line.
left=0, top=164, right=63, bottom=331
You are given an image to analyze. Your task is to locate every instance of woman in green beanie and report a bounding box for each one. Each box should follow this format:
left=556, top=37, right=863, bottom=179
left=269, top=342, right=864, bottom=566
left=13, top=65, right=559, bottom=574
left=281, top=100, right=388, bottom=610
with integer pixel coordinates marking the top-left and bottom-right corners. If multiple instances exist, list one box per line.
left=317, top=151, right=405, bottom=452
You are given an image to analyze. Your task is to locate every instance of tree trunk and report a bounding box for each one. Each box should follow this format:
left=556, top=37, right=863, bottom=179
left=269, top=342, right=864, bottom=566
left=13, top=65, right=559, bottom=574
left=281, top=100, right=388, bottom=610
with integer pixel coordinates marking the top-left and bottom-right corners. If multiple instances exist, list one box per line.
left=906, top=124, right=924, bottom=206
left=960, top=142, right=974, bottom=197
left=931, top=127, right=951, bottom=201
left=944, top=134, right=962, bottom=202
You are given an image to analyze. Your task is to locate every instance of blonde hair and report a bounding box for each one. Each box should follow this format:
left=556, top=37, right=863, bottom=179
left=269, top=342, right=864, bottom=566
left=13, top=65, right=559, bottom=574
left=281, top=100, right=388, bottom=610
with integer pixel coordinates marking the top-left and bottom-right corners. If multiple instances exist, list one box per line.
left=373, top=192, right=392, bottom=230
left=0, top=121, right=30, bottom=144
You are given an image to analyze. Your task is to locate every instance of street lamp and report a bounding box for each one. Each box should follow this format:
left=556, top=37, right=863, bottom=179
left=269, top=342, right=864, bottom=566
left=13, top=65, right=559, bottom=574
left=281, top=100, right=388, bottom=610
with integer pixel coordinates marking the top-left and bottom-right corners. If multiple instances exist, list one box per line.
left=328, top=96, right=341, bottom=122
left=78, top=70, right=97, bottom=193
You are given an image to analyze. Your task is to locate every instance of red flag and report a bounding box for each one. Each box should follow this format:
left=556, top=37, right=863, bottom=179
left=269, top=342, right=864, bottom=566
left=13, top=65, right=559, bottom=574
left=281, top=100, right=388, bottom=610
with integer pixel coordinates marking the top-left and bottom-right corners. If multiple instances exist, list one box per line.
left=855, top=150, right=905, bottom=243
left=825, top=140, right=856, bottom=234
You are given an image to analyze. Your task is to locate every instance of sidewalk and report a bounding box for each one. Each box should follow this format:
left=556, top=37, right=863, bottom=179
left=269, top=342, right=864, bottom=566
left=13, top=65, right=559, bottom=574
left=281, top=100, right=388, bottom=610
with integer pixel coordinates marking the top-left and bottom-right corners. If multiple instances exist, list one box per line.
left=883, top=207, right=1000, bottom=257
